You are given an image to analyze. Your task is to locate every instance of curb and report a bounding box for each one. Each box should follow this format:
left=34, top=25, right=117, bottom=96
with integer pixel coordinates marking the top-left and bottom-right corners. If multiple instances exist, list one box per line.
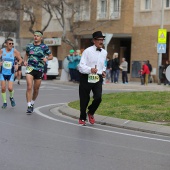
left=57, top=104, right=170, bottom=137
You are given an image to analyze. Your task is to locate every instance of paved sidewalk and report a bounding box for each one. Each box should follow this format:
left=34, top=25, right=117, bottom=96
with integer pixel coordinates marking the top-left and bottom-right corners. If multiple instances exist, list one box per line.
left=51, top=80, right=170, bottom=136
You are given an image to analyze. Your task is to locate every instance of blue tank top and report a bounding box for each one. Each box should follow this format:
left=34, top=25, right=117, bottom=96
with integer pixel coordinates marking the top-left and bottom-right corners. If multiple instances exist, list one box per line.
left=0, top=48, right=15, bottom=75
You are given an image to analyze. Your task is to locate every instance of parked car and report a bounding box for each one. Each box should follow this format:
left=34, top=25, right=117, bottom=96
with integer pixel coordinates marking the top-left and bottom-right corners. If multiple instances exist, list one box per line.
left=21, top=57, right=59, bottom=79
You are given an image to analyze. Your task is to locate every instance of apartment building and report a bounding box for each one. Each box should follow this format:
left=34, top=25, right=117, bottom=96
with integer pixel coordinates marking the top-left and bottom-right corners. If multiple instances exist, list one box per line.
left=131, top=0, right=170, bottom=81
left=0, top=0, right=20, bottom=48
left=18, top=0, right=170, bottom=81
left=42, top=0, right=134, bottom=75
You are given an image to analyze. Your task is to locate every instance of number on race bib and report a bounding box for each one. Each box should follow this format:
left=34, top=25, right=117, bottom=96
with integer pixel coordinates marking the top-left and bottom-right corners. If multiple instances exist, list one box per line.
left=3, top=61, right=12, bottom=69
left=88, top=74, right=100, bottom=83
left=26, top=66, right=34, bottom=73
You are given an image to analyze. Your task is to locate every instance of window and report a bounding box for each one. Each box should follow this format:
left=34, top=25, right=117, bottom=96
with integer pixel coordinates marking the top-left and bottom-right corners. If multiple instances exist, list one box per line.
left=97, top=0, right=108, bottom=19
left=165, top=0, right=170, bottom=8
left=101, top=0, right=107, bottom=18
left=110, top=0, right=120, bottom=19
left=81, top=0, right=90, bottom=21
left=140, top=0, right=152, bottom=10
left=74, top=0, right=90, bottom=21
left=145, top=0, right=151, bottom=10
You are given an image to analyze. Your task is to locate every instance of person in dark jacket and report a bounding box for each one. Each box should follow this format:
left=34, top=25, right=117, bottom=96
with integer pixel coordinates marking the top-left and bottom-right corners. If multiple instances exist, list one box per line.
left=110, top=52, right=120, bottom=83
left=163, top=60, right=170, bottom=85
left=146, top=60, right=152, bottom=83
left=105, top=57, right=111, bottom=83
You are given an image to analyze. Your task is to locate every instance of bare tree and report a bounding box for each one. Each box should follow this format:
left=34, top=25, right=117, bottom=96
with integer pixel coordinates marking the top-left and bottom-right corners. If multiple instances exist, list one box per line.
left=20, top=0, right=53, bottom=34
left=46, top=0, right=110, bottom=50
left=5, top=0, right=110, bottom=49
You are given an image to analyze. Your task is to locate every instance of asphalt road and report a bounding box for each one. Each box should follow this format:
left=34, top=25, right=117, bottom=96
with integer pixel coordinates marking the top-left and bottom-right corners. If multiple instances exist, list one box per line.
left=0, top=80, right=170, bottom=170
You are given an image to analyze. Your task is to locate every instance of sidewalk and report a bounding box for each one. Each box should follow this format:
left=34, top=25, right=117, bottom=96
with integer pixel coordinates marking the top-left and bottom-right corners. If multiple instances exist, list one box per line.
left=51, top=80, right=170, bottom=136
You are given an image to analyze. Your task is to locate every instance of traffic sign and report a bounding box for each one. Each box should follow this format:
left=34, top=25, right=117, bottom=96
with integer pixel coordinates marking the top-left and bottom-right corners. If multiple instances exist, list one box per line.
left=158, top=29, right=167, bottom=43
left=157, top=43, right=166, bottom=53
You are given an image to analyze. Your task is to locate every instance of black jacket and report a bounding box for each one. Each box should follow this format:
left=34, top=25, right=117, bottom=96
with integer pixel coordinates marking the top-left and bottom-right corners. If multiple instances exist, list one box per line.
left=110, top=58, right=119, bottom=71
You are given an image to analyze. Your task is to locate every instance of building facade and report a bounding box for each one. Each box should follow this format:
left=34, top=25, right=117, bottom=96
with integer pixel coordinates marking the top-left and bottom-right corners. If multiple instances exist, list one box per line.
left=18, top=0, right=170, bottom=81
left=131, top=0, right=170, bottom=81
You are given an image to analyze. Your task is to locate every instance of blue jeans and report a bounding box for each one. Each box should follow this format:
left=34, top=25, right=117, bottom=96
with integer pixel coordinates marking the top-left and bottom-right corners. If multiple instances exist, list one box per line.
left=111, top=69, right=119, bottom=83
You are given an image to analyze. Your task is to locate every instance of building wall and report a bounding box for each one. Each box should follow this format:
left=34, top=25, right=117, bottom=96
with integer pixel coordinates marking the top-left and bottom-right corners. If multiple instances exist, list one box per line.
left=19, top=0, right=42, bottom=38
left=131, top=0, right=170, bottom=81
left=134, top=0, right=170, bottom=26
left=43, top=0, right=134, bottom=63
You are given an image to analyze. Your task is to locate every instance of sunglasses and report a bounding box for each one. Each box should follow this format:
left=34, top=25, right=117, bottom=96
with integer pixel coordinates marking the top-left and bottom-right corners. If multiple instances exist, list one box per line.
left=8, top=43, right=14, bottom=45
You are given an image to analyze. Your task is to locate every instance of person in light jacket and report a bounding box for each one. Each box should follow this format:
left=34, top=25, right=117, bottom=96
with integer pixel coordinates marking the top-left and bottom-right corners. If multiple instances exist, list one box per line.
left=120, top=58, right=128, bottom=84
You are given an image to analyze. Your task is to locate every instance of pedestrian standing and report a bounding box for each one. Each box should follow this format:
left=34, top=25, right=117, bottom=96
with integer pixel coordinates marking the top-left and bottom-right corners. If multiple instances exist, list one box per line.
left=146, top=60, right=152, bottom=83
left=163, top=60, right=170, bottom=85
left=78, top=31, right=107, bottom=125
left=110, top=52, right=120, bottom=83
left=67, top=49, right=75, bottom=81
left=105, top=57, right=111, bottom=83
left=24, top=30, right=53, bottom=114
left=120, top=58, right=128, bottom=84
left=0, top=38, right=22, bottom=108
left=142, top=61, right=150, bottom=85
left=74, top=50, right=81, bottom=82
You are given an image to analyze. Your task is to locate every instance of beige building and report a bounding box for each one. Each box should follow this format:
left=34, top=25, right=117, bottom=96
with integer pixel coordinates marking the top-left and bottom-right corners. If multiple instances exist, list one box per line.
left=19, top=0, right=170, bottom=81
left=131, top=0, right=170, bottom=82
left=40, top=0, right=134, bottom=76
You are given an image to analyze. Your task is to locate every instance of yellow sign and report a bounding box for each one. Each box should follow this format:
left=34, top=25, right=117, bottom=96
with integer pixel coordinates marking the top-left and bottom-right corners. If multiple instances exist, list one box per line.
left=158, top=29, right=167, bottom=44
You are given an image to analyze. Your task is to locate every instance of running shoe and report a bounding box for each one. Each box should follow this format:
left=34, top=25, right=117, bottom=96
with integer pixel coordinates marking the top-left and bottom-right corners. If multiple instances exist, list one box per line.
left=79, top=119, right=86, bottom=126
left=31, top=104, right=34, bottom=112
left=1, top=103, right=7, bottom=109
left=88, top=113, right=95, bottom=124
left=10, top=97, right=16, bottom=107
left=26, top=105, right=34, bottom=114
left=17, top=81, right=20, bottom=85
left=27, top=104, right=34, bottom=114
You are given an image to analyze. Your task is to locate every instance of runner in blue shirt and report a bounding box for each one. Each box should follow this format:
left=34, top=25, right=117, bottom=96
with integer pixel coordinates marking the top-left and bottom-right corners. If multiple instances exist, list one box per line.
left=0, top=38, right=22, bottom=108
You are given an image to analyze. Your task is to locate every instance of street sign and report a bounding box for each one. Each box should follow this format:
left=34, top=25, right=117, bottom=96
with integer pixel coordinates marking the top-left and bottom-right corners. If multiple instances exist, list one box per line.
left=157, top=43, right=166, bottom=53
left=158, top=29, right=167, bottom=44
left=44, top=38, right=61, bottom=46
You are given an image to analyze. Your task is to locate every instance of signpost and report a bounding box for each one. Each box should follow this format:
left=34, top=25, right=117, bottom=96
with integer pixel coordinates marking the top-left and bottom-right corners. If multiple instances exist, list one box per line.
left=157, top=29, right=167, bottom=84
left=157, top=29, right=167, bottom=54
left=44, top=38, right=61, bottom=46
left=157, top=29, right=167, bottom=44
left=157, top=0, right=165, bottom=84
left=157, top=43, right=166, bottom=54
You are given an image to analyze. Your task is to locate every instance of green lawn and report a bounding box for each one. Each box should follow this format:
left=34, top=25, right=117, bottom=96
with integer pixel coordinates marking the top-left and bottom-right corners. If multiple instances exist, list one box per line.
left=68, top=91, right=170, bottom=125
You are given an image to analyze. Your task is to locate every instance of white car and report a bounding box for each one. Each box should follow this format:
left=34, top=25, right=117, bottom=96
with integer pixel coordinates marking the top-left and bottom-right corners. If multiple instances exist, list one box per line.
left=21, top=57, right=59, bottom=79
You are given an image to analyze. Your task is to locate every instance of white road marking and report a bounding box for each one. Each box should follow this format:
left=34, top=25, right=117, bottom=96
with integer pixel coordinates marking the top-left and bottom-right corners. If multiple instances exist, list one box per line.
left=34, top=104, right=170, bottom=143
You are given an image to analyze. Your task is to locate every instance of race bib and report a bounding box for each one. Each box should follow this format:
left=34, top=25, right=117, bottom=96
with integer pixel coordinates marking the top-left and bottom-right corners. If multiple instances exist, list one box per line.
left=88, top=74, right=100, bottom=83
left=3, top=61, right=12, bottom=69
left=26, top=66, right=34, bottom=73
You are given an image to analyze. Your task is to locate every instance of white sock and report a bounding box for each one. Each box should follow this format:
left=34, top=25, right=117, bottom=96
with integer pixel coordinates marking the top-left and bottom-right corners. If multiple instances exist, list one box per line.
left=31, top=100, right=35, bottom=105
left=28, top=102, right=31, bottom=107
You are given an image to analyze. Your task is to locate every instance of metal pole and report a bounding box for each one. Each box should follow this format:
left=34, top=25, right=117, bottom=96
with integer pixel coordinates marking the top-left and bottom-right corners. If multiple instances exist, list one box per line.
left=158, top=0, right=164, bottom=84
